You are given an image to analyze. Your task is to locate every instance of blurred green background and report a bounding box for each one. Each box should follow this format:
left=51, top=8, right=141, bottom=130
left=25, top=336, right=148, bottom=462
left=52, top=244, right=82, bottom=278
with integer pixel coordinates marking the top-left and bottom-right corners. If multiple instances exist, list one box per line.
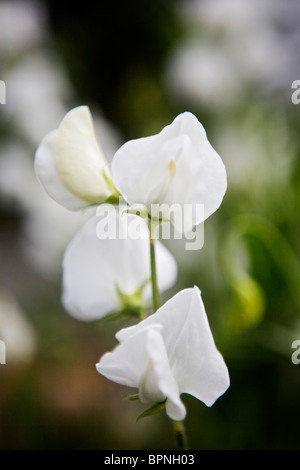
left=0, top=0, right=300, bottom=450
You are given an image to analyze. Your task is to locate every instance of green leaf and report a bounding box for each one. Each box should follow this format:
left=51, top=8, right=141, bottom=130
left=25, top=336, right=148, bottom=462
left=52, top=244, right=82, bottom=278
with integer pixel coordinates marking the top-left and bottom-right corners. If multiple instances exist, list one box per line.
left=136, top=400, right=166, bottom=422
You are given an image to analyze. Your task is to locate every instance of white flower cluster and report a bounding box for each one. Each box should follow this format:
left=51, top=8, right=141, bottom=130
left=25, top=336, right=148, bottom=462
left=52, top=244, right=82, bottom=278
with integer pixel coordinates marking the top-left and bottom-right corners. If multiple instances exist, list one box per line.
left=34, top=105, right=229, bottom=421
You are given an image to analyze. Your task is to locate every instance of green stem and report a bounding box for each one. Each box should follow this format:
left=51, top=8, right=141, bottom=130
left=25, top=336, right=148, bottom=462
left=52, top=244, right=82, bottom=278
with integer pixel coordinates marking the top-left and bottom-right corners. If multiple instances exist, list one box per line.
left=173, top=420, right=189, bottom=450
left=150, top=236, right=161, bottom=312
left=149, top=232, right=189, bottom=451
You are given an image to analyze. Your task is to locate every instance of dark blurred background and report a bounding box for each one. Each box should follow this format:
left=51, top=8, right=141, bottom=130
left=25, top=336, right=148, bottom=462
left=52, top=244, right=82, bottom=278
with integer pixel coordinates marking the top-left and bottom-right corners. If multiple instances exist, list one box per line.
left=0, top=0, right=300, bottom=450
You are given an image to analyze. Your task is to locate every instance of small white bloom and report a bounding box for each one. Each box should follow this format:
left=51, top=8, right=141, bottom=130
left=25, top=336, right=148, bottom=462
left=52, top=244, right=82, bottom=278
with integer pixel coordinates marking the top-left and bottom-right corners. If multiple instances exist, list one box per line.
left=0, top=289, right=36, bottom=363
left=62, top=211, right=177, bottom=321
left=34, top=105, right=118, bottom=210
left=111, top=112, right=227, bottom=234
left=96, top=286, right=230, bottom=420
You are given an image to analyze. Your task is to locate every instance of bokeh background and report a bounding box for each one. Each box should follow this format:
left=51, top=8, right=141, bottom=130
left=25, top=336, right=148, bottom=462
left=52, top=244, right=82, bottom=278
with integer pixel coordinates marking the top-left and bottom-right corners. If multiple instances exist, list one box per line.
left=0, top=0, right=300, bottom=450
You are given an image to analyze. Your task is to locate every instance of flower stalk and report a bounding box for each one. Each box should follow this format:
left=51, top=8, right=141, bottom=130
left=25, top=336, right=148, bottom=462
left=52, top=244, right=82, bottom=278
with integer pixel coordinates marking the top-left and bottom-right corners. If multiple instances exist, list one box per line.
left=173, top=420, right=189, bottom=450
left=148, top=225, right=189, bottom=451
left=149, top=236, right=161, bottom=313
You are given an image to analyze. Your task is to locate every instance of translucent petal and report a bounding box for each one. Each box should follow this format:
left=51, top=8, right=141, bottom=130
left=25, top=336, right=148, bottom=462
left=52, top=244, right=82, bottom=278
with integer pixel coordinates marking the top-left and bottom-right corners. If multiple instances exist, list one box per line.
left=55, top=106, right=114, bottom=204
left=34, top=129, right=89, bottom=211
left=96, top=326, right=156, bottom=389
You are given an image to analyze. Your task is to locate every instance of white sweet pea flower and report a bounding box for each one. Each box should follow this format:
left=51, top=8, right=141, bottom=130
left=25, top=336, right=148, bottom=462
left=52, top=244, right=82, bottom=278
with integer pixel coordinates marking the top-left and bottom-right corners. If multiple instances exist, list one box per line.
left=111, top=112, right=227, bottom=233
left=96, top=286, right=230, bottom=421
left=62, top=210, right=177, bottom=321
left=34, top=105, right=119, bottom=211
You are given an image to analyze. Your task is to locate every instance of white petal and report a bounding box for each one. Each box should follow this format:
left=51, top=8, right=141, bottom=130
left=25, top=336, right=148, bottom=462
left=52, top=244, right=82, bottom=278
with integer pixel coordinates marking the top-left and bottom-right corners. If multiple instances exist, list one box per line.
left=55, top=106, right=114, bottom=204
left=62, top=211, right=177, bottom=321
left=163, top=113, right=228, bottom=226
left=117, top=286, right=230, bottom=407
left=140, top=327, right=186, bottom=420
left=97, top=325, right=186, bottom=420
left=111, top=112, right=227, bottom=231
left=111, top=133, right=168, bottom=208
left=96, top=326, right=158, bottom=389
left=166, top=287, right=230, bottom=407
left=62, top=215, right=120, bottom=321
left=34, top=129, right=89, bottom=211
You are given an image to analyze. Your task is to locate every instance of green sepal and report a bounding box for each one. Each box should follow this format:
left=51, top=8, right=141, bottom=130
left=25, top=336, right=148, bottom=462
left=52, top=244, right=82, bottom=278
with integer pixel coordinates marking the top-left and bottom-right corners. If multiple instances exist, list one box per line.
left=102, top=168, right=122, bottom=203
left=98, top=308, right=142, bottom=326
left=115, top=280, right=150, bottom=320
left=136, top=400, right=166, bottom=422
left=98, top=310, right=126, bottom=325
left=124, top=394, right=140, bottom=401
